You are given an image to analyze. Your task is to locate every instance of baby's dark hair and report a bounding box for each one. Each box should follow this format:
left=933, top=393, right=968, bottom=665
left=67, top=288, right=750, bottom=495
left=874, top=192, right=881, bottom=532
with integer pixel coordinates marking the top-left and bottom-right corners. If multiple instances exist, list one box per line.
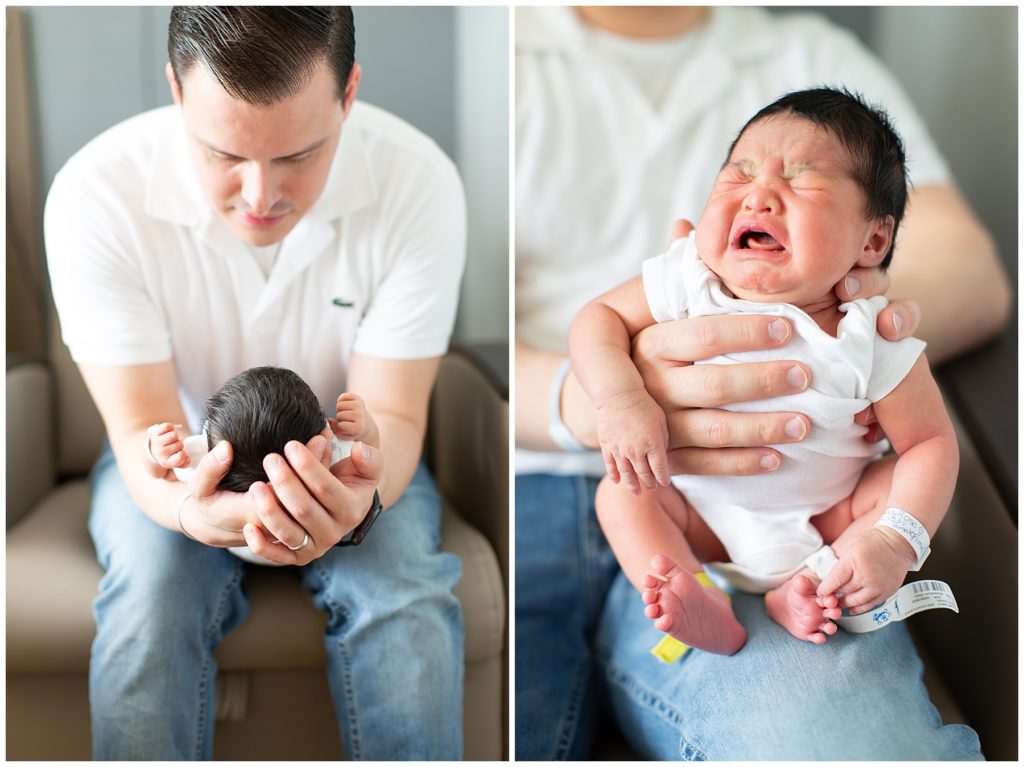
left=205, top=366, right=326, bottom=492
left=726, top=86, right=908, bottom=268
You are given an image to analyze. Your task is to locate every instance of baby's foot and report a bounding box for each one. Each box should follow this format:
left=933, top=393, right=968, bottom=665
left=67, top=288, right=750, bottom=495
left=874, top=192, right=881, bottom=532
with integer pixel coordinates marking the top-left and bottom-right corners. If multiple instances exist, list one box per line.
left=642, top=554, right=746, bottom=656
left=765, top=572, right=841, bottom=644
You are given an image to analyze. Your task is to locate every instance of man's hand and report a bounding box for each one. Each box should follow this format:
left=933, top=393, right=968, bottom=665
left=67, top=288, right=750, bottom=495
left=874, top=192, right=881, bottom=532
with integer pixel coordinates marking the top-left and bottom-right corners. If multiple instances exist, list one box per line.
left=834, top=266, right=921, bottom=343
left=241, top=434, right=383, bottom=565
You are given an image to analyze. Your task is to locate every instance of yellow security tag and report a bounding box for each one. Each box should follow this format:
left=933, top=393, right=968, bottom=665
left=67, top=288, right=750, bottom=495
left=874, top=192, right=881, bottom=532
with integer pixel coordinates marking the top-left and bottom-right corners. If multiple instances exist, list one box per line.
left=651, top=635, right=690, bottom=663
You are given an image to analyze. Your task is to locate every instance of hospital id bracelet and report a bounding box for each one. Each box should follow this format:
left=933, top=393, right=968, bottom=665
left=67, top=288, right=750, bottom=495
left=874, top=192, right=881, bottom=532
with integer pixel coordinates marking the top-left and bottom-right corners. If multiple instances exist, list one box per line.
left=337, top=490, right=382, bottom=547
left=875, top=507, right=931, bottom=571
left=548, top=359, right=588, bottom=452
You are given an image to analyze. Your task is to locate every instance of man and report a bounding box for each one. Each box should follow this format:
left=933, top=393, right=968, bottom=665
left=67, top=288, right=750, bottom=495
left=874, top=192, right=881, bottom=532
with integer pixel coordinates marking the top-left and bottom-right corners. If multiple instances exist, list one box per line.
left=46, top=7, right=466, bottom=760
left=515, top=6, right=1007, bottom=760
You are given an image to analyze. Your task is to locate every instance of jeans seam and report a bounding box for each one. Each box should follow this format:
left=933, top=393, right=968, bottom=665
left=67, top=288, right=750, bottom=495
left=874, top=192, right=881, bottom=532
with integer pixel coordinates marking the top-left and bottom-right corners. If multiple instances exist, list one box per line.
left=194, top=557, right=244, bottom=760
left=603, top=658, right=706, bottom=759
left=313, top=558, right=361, bottom=759
left=552, top=660, right=590, bottom=760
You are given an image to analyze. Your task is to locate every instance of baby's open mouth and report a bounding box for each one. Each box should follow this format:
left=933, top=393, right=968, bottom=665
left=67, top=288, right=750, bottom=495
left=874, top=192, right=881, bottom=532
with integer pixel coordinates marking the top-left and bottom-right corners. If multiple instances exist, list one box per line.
left=738, top=230, right=784, bottom=250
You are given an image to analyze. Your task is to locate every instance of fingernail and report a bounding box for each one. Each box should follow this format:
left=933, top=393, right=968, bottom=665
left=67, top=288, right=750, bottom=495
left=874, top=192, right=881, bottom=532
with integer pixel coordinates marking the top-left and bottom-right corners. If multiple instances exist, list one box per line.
left=359, top=442, right=370, bottom=460
left=845, top=275, right=860, bottom=297
left=768, top=319, right=788, bottom=343
left=760, top=453, right=780, bottom=471
left=892, top=310, right=904, bottom=336
left=265, top=454, right=283, bottom=480
left=785, top=417, right=807, bottom=440
left=787, top=366, right=808, bottom=390
left=214, top=441, right=229, bottom=461
left=243, top=524, right=256, bottom=546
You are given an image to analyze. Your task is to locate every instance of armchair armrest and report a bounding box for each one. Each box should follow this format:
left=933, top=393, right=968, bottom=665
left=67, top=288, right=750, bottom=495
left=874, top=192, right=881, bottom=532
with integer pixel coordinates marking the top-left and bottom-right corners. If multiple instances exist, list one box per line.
left=427, top=343, right=509, bottom=587
left=7, top=356, right=56, bottom=528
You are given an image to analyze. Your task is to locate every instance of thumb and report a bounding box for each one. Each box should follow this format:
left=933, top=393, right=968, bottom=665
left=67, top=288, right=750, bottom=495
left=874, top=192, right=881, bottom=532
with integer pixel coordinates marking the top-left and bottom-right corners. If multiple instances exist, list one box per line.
left=818, top=558, right=853, bottom=597
left=331, top=441, right=382, bottom=488
left=189, top=439, right=232, bottom=499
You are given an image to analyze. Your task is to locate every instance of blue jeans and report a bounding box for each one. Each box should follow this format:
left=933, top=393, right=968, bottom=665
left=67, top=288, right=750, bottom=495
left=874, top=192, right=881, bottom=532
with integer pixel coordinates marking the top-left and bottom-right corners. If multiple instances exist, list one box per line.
left=515, top=472, right=983, bottom=760
left=88, top=444, right=463, bottom=760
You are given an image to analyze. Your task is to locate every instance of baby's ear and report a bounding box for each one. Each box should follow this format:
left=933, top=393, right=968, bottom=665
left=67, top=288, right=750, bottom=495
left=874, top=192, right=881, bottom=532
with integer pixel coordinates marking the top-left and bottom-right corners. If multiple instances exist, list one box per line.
left=857, top=215, right=895, bottom=269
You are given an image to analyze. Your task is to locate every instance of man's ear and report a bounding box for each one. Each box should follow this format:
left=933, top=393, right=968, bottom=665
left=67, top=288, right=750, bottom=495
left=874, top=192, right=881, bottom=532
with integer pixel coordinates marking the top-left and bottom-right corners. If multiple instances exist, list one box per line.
left=341, top=63, right=362, bottom=118
left=857, top=215, right=895, bottom=268
left=166, top=61, right=183, bottom=107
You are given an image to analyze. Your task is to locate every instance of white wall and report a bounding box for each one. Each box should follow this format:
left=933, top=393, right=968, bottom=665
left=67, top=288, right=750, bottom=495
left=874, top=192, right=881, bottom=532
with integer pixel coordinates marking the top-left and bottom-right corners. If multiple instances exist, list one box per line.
left=454, top=7, right=509, bottom=343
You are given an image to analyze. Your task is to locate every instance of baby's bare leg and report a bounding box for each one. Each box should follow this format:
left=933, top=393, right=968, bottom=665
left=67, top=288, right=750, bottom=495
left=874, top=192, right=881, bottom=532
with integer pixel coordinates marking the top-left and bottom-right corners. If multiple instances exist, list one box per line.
left=766, top=455, right=900, bottom=644
left=812, top=455, right=898, bottom=544
left=595, top=478, right=745, bottom=655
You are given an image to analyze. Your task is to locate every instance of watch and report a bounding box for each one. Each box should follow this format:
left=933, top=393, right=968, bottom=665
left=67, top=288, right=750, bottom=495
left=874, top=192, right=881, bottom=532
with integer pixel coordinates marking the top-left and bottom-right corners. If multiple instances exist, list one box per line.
left=337, top=490, right=383, bottom=547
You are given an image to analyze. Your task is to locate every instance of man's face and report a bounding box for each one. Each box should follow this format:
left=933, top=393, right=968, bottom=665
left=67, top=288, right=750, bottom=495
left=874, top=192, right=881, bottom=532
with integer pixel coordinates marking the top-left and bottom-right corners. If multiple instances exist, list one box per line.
left=695, top=115, right=890, bottom=306
left=169, top=59, right=355, bottom=246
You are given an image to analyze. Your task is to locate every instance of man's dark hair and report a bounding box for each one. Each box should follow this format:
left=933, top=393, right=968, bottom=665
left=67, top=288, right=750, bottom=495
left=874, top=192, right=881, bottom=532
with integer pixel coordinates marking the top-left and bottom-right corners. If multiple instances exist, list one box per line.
left=168, top=7, right=355, bottom=106
left=205, top=367, right=326, bottom=492
left=726, top=87, right=908, bottom=268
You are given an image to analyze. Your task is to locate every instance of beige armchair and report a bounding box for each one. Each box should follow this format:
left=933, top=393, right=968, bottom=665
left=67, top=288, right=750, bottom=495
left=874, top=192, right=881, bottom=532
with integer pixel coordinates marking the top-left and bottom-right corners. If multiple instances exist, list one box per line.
left=6, top=321, right=508, bottom=760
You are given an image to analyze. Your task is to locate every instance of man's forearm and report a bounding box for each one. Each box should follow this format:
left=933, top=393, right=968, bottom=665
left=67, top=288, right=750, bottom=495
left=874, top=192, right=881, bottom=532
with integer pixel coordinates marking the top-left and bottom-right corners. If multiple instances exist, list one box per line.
left=109, top=431, right=192, bottom=532
left=890, top=185, right=1011, bottom=363
left=374, top=412, right=425, bottom=508
left=515, top=338, right=598, bottom=451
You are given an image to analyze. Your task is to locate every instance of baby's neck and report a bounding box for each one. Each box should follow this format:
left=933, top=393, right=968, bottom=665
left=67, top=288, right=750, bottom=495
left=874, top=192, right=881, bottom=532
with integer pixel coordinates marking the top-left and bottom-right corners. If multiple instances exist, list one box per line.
left=800, top=296, right=844, bottom=337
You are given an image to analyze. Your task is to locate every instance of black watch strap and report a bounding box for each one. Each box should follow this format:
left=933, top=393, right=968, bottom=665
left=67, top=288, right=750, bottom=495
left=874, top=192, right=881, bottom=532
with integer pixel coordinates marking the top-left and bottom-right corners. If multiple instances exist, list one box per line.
left=337, top=490, right=383, bottom=547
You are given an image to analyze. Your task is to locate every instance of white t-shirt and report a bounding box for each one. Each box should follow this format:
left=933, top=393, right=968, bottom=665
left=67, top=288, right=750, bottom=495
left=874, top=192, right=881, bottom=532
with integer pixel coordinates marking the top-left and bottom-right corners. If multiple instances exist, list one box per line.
left=515, top=5, right=951, bottom=476
left=46, top=102, right=467, bottom=430
left=643, top=236, right=925, bottom=592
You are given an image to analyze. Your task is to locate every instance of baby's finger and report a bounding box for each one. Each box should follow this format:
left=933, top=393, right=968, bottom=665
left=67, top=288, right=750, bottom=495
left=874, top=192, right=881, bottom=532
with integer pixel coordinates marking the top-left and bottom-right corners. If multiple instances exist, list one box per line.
left=648, top=449, right=671, bottom=487
left=817, top=559, right=854, bottom=597
left=644, top=603, right=663, bottom=620
left=603, top=452, right=621, bottom=484
left=632, top=457, right=657, bottom=490
left=617, top=460, right=641, bottom=496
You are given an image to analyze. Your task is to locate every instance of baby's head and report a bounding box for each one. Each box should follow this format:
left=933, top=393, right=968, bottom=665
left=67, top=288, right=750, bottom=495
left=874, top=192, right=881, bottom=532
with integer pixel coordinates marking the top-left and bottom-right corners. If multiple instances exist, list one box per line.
left=695, top=87, right=908, bottom=306
left=205, top=366, right=328, bottom=492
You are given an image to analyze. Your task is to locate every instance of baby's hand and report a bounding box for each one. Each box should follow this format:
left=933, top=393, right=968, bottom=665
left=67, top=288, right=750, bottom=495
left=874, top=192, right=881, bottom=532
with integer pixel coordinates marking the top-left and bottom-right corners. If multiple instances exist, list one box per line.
left=817, top=527, right=917, bottom=615
left=146, top=423, right=189, bottom=470
left=332, top=392, right=368, bottom=441
left=597, top=391, right=670, bottom=495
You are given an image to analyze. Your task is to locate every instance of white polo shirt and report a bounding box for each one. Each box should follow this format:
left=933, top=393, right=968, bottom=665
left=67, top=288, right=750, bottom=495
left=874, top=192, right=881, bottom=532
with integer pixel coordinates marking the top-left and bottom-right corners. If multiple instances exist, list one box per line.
left=46, top=102, right=466, bottom=430
left=515, top=6, right=952, bottom=477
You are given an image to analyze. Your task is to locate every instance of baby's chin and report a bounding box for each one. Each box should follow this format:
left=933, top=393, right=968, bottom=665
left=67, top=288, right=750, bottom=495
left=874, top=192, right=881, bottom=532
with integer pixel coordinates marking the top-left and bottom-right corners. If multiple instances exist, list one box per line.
left=719, top=277, right=816, bottom=306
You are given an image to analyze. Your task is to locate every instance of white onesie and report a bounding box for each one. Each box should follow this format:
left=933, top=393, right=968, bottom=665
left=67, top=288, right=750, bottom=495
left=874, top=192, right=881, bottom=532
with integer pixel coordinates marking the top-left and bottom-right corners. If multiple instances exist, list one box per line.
left=642, top=235, right=925, bottom=593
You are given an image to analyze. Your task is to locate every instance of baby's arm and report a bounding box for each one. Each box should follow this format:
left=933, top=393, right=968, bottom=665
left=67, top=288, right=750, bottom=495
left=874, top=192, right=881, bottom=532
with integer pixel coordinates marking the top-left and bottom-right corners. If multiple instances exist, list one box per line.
left=331, top=392, right=380, bottom=448
left=568, top=275, right=670, bottom=495
left=143, top=422, right=191, bottom=479
left=818, top=355, right=958, bottom=613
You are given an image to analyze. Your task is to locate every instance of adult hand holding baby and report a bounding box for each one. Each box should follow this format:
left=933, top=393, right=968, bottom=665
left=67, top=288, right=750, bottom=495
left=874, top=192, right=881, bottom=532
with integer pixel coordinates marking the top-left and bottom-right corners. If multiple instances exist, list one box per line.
left=630, top=219, right=923, bottom=474
left=185, top=434, right=383, bottom=565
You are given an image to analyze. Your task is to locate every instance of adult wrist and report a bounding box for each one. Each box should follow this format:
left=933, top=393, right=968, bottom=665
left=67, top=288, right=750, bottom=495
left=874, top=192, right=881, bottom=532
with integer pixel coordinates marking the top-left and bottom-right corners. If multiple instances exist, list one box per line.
left=548, top=359, right=589, bottom=452
left=176, top=490, right=198, bottom=541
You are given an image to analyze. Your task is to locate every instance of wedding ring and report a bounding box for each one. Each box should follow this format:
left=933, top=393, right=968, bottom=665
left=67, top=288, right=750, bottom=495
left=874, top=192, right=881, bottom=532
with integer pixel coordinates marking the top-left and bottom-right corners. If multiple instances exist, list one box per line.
left=286, top=533, right=310, bottom=551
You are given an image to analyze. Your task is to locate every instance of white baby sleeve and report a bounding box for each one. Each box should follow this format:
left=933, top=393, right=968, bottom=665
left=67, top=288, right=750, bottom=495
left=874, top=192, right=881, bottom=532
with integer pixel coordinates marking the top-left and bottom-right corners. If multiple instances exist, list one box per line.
left=866, top=330, right=927, bottom=404
left=642, top=236, right=696, bottom=322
